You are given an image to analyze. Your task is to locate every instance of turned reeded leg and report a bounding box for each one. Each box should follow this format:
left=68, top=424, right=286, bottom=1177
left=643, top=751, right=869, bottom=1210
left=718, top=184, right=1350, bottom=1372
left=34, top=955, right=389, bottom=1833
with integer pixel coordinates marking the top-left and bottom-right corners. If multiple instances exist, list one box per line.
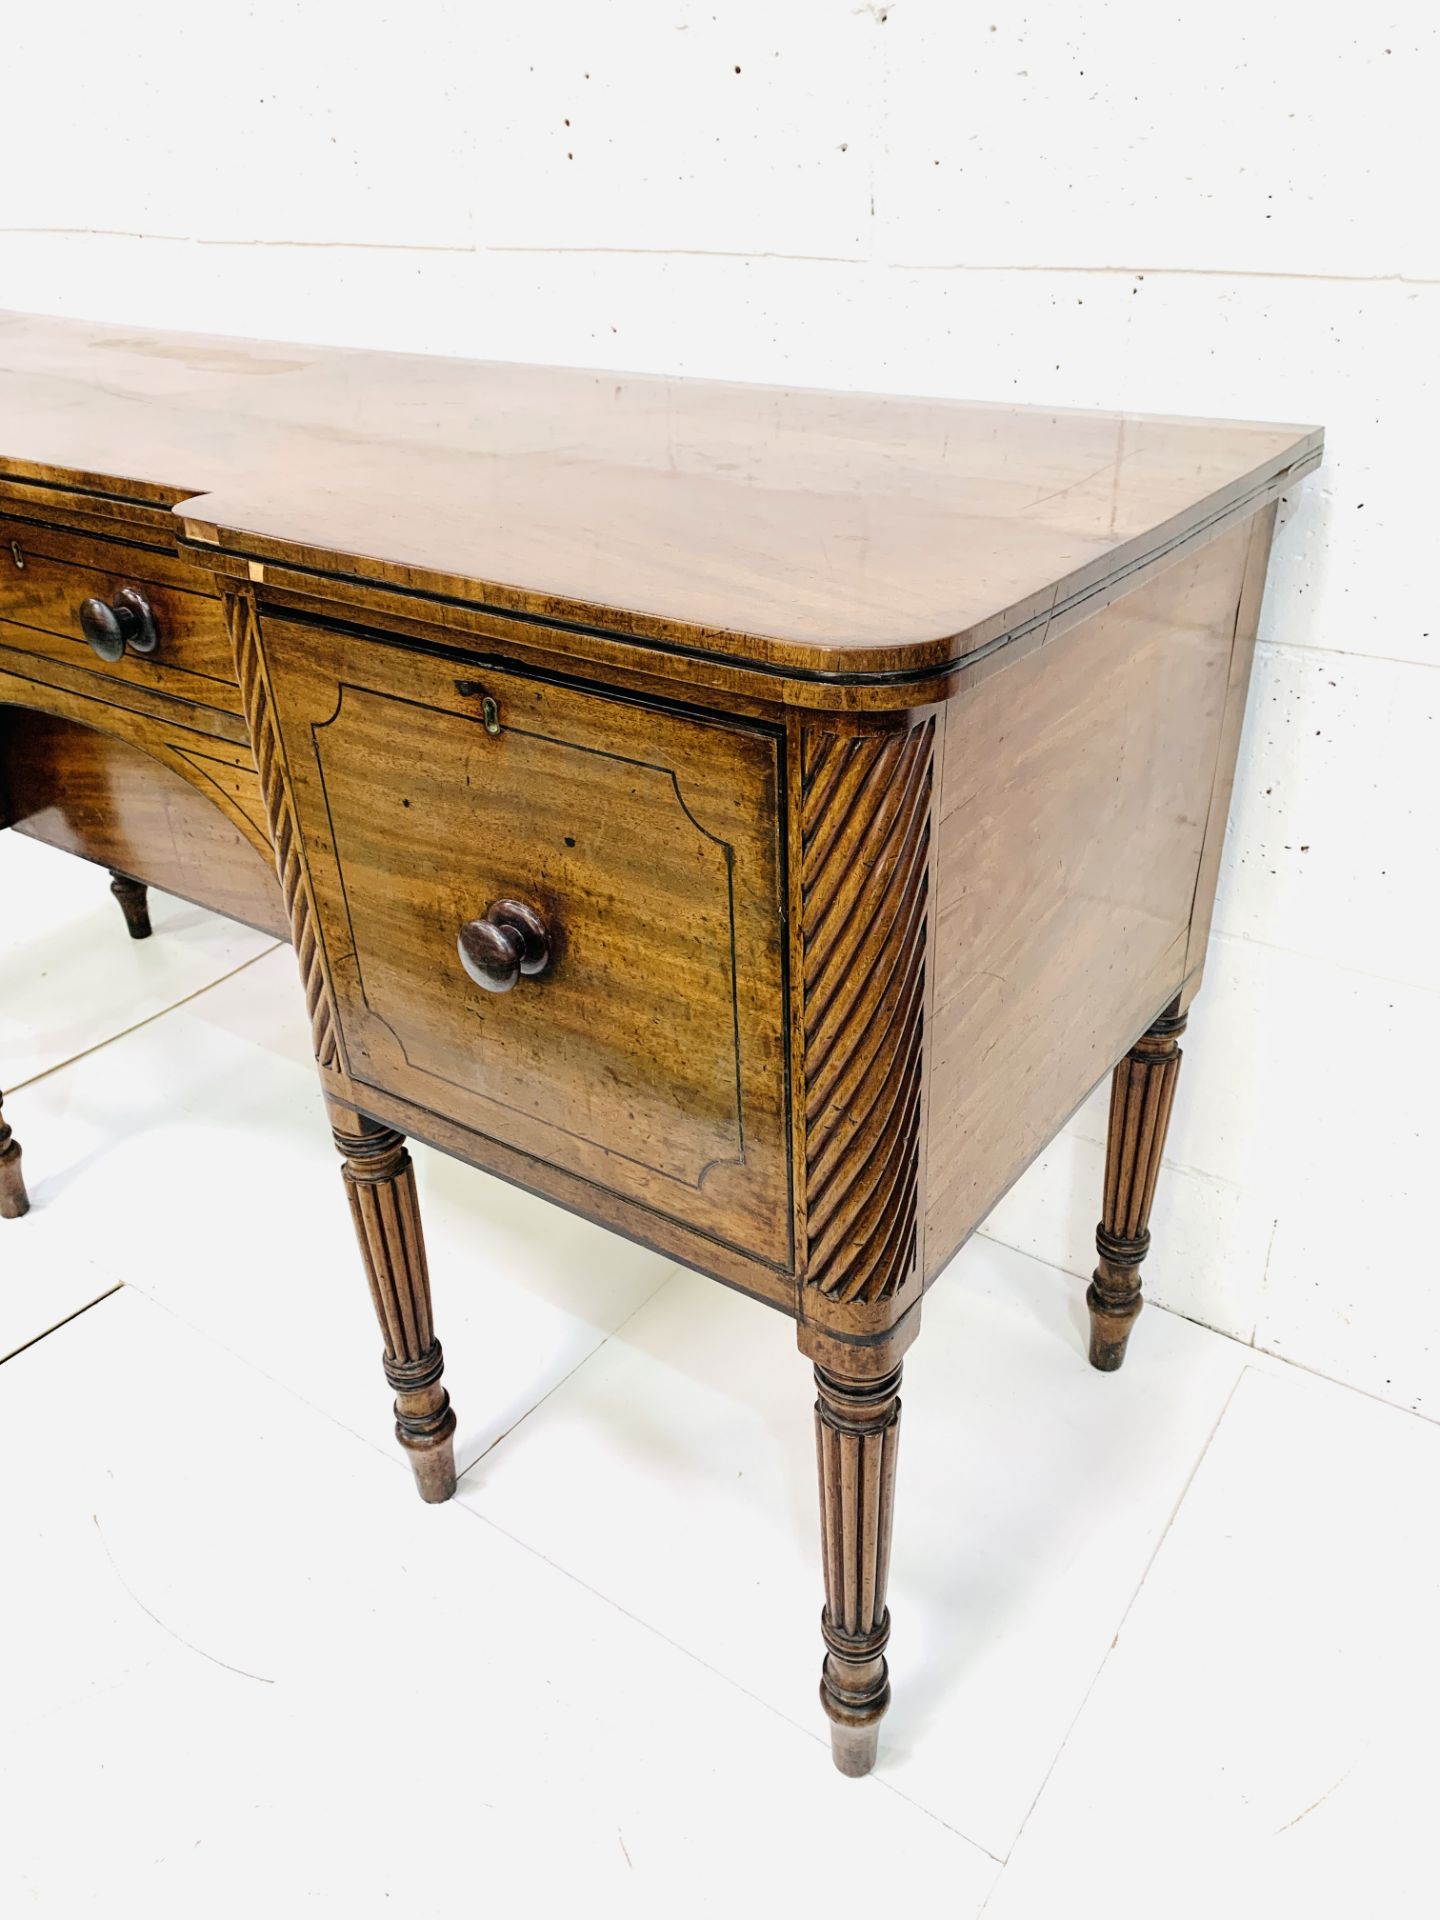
left=1088, top=999, right=1188, bottom=1371
left=108, top=870, right=152, bottom=939
left=814, top=1361, right=902, bottom=1776
left=330, top=1106, right=457, bottom=1503
left=0, top=1087, right=28, bottom=1219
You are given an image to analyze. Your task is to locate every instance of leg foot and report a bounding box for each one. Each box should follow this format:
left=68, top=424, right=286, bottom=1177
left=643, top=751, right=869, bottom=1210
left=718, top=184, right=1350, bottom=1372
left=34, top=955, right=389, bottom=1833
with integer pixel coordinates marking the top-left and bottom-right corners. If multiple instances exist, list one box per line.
left=386, top=1345, right=459, bottom=1505
left=330, top=1106, right=457, bottom=1503
left=1089, top=1000, right=1187, bottom=1372
left=814, top=1361, right=902, bottom=1776
left=109, top=871, right=152, bottom=939
left=406, top=1435, right=459, bottom=1504
left=0, top=1088, right=28, bottom=1219
left=1086, top=1277, right=1141, bottom=1372
left=827, top=1714, right=882, bottom=1779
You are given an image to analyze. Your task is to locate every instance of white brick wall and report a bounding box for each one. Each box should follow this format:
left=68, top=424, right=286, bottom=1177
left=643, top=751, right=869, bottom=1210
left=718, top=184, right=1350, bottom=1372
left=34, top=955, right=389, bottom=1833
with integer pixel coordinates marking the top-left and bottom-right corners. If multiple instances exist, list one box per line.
left=3, top=3, right=1434, bottom=1409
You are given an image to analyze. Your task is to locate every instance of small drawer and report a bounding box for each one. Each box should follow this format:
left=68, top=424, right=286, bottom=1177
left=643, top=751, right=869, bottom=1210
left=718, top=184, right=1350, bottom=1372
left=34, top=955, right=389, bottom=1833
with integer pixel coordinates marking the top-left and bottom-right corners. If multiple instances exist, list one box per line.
left=0, top=522, right=240, bottom=716
left=260, top=614, right=794, bottom=1266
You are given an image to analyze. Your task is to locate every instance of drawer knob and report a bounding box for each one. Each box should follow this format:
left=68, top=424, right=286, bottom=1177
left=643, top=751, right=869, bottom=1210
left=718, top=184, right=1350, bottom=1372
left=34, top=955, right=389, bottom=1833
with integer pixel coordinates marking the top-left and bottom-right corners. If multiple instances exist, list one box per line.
left=457, top=898, right=552, bottom=993
left=79, top=587, right=159, bottom=662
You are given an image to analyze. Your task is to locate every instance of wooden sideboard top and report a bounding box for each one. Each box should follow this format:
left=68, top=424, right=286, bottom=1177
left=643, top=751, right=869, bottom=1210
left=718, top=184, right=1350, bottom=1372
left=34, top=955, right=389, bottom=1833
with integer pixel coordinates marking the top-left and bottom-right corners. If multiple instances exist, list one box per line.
left=0, top=309, right=1320, bottom=684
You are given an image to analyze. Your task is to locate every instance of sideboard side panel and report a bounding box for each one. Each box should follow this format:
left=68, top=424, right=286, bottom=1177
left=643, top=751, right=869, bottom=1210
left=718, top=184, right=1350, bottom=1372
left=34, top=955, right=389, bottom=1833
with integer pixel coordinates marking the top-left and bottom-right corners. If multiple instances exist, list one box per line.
left=1181, top=503, right=1277, bottom=995
left=923, top=516, right=1263, bottom=1281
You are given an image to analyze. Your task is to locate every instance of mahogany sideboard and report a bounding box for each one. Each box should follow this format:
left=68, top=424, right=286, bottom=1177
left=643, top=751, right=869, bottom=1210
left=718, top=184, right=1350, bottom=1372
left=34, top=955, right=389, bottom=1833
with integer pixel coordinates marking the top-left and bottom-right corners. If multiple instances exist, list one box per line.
left=0, top=311, right=1321, bottom=1775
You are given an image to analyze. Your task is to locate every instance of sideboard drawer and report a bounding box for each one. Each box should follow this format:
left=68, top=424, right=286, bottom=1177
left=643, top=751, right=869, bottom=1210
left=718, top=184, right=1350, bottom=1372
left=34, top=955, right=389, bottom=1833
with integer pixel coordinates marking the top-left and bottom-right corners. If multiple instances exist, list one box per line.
left=0, top=520, right=241, bottom=716
left=260, top=616, right=794, bottom=1266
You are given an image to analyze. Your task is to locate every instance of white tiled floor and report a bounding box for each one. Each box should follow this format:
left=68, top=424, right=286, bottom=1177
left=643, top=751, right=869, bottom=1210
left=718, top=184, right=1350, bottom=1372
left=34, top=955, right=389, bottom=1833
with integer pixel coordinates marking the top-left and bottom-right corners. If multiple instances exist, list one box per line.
left=0, top=830, right=279, bottom=1090
left=3, top=840, right=1436, bottom=1915
left=0, top=839, right=279, bottom=1361
left=983, top=1363, right=1440, bottom=1920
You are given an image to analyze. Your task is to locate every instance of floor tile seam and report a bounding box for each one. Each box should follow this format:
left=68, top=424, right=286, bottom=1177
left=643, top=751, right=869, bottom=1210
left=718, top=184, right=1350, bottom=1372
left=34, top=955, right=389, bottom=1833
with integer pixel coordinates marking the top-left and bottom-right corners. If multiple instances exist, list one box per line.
left=457, top=1259, right=690, bottom=1475
left=0, top=1281, right=124, bottom=1366
left=7, top=943, right=285, bottom=1092
left=444, top=1483, right=1006, bottom=1861
left=978, top=1365, right=1250, bottom=1899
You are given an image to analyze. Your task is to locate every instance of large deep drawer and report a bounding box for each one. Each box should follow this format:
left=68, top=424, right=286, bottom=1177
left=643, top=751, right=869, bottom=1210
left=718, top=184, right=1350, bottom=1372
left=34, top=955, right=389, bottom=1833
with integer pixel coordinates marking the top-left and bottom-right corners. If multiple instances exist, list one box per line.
left=260, top=615, right=794, bottom=1265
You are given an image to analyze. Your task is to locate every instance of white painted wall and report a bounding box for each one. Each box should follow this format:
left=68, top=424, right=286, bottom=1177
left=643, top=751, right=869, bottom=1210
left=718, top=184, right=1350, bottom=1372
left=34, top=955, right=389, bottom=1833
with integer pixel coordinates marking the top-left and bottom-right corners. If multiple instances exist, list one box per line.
left=3, top=4, right=1435, bottom=1410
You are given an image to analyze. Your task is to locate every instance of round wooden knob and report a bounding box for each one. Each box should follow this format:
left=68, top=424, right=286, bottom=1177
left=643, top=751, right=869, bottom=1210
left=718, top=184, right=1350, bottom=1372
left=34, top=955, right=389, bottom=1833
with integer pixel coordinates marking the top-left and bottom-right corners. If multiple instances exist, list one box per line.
left=79, top=596, right=125, bottom=661
left=457, top=898, right=552, bottom=993
left=78, top=587, right=158, bottom=661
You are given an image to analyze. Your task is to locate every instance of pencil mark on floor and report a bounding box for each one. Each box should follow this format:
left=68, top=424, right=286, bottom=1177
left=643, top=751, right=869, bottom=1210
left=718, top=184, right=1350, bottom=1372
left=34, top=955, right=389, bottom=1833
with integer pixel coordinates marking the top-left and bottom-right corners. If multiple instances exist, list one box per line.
left=92, top=1513, right=275, bottom=1685
left=1274, top=1761, right=1357, bottom=1835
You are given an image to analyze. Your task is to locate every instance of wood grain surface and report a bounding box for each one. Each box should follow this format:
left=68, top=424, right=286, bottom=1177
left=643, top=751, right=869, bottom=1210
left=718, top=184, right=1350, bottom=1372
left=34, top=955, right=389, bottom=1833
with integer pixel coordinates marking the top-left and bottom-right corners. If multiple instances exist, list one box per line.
left=2, top=705, right=285, bottom=937
left=922, top=518, right=1256, bottom=1279
left=0, top=310, right=1319, bottom=681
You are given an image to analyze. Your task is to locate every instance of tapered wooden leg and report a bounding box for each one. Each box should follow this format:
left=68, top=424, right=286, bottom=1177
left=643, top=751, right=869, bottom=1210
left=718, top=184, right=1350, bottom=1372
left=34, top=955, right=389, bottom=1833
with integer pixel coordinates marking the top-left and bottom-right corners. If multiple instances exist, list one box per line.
left=1088, top=999, right=1187, bottom=1371
left=329, top=1104, right=457, bottom=1503
left=108, top=870, right=152, bottom=939
left=814, top=1360, right=902, bottom=1776
left=0, top=1086, right=28, bottom=1219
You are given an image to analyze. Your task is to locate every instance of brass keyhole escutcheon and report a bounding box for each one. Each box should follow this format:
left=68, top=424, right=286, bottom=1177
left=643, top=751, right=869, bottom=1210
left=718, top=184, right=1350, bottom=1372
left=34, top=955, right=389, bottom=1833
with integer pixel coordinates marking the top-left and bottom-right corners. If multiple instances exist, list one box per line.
left=454, top=681, right=502, bottom=734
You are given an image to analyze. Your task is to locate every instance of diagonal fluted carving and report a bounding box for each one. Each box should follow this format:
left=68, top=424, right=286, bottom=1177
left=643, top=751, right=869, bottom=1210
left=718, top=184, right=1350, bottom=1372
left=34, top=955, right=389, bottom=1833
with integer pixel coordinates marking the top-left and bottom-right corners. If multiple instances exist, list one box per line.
left=800, top=721, right=934, bottom=1306
left=0, top=1086, right=28, bottom=1219
left=1088, top=999, right=1187, bottom=1370
left=332, top=1112, right=457, bottom=1502
left=224, top=587, right=339, bottom=1071
left=814, top=1361, right=902, bottom=1774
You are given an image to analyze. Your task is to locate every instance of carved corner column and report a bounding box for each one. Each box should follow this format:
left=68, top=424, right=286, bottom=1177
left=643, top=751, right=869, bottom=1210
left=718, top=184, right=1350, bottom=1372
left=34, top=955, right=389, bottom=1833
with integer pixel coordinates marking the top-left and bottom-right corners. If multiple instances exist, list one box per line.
left=225, top=587, right=341, bottom=1073
left=793, top=712, right=936, bottom=1775
left=108, top=870, right=152, bottom=940
left=0, top=1087, right=28, bottom=1219
left=1088, top=998, right=1187, bottom=1371
left=225, top=584, right=457, bottom=1501
left=330, top=1103, right=457, bottom=1503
